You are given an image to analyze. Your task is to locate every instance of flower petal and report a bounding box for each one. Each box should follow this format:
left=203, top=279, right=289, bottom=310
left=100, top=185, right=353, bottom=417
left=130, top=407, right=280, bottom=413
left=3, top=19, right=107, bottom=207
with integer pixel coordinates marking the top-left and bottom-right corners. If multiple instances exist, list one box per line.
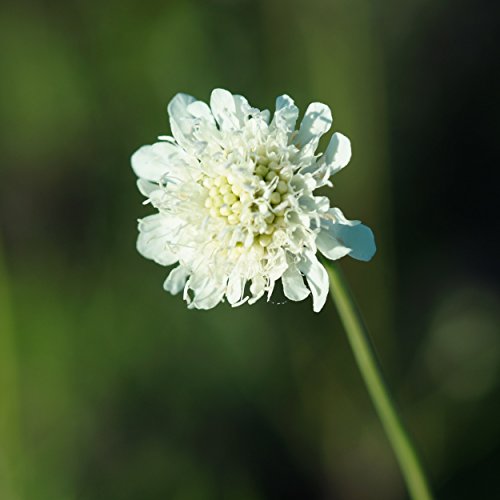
left=249, top=276, right=266, bottom=304
left=131, top=144, right=167, bottom=183
left=137, top=178, right=158, bottom=197
left=298, top=251, right=329, bottom=312
left=282, top=263, right=310, bottom=301
left=317, top=208, right=376, bottom=262
left=167, top=93, right=197, bottom=147
left=319, top=132, right=352, bottom=176
left=209, top=88, right=258, bottom=132
left=168, top=93, right=197, bottom=121
left=232, top=94, right=255, bottom=122
left=167, top=93, right=222, bottom=154
left=271, top=94, right=299, bottom=134
left=226, top=271, right=247, bottom=306
left=137, top=214, right=182, bottom=266
left=185, top=273, right=225, bottom=310
left=187, top=100, right=219, bottom=142
left=186, top=99, right=214, bottom=122
left=131, top=142, right=192, bottom=183
left=336, top=224, right=376, bottom=262
left=163, top=265, right=190, bottom=295
left=315, top=230, right=351, bottom=261
left=210, top=88, right=238, bottom=130
left=294, top=102, right=332, bottom=153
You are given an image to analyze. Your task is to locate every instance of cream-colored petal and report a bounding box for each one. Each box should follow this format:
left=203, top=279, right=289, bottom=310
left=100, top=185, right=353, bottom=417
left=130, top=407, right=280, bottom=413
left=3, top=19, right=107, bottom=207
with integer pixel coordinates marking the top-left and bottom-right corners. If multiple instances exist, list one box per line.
left=295, top=102, right=332, bottom=154
left=227, top=271, right=246, bottom=305
left=163, top=265, right=189, bottom=295
left=271, top=94, right=299, bottom=133
left=131, top=142, right=193, bottom=183
left=318, top=208, right=376, bottom=262
left=319, top=132, right=352, bottom=176
left=298, top=251, right=329, bottom=312
left=210, top=88, right=238, bottom=130
left=282, top=263, right=310, bottom=301
left=185, top=273, right=226, bottom=310
left=137, top=214, right=182, bottom=266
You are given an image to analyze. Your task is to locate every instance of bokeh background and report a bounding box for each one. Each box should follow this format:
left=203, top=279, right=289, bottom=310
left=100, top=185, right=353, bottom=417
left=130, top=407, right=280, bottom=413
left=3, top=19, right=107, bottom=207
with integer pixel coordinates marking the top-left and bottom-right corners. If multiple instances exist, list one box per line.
left=1, top=0, right=499, bottom=498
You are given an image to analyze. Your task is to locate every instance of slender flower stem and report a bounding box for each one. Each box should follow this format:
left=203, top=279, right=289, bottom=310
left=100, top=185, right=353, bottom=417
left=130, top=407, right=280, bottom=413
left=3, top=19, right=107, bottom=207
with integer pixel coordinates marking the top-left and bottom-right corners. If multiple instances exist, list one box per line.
left=325, top=262, right=434, bottom=500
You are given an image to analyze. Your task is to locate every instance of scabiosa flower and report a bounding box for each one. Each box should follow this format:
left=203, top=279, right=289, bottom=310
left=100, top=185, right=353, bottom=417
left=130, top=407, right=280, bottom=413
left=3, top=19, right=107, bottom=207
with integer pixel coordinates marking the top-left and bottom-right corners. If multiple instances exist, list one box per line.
left=131, top=89, right=375, bottom=312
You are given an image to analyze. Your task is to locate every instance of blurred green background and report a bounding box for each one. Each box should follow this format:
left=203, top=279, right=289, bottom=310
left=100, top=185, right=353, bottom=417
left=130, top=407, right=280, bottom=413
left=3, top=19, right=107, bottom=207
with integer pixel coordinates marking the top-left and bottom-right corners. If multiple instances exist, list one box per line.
left=1, top=0, right=499, bottom=498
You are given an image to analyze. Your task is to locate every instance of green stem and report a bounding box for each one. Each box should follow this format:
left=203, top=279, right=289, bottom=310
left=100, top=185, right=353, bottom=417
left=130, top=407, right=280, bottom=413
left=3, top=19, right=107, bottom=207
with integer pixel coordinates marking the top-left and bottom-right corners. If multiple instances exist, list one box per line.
left=325, top=262, right=434, bottom=500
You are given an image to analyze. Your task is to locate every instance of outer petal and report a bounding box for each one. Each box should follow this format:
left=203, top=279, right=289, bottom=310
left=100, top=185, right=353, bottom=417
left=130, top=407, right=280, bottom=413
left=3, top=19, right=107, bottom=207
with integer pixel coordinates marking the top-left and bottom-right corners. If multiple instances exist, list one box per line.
left=282, top=263, right=310, bottom=301
left=167, top=93, right=197, bottom=147
left=184, top=272, right=225, bottom=310
left=168, top=93, right=197, bottom=121
left=209, top=88, right=259, bottom=131
left=163, top=265, right=190, bottom=295
left=317, top=208, right=376, bottom=262
left=131, top=143, right=168, bottom=183
left=137, top=178, right=158, bottom=197
left=186, top=99, right=215, bottom=123
left=271, top=94, right=299, bottom=134
left=249, top=276, right=266, bottom=304
left=167, top=93, right=221, bottom=153
left=233, top=94, right=256, bottom=122
left=315, top=229, right=352, bottom=261
left=137, top=214, right=182, bottom=266
left=226, top=271, right=246, bottom=306
left=131, top=142, right=193, bottom=183
left=318, top=132, right=352, bottom=176
left=294, top=103, right=332, bottom=154
left=210, top=89, right=238, bottom=131
left=298, top=251, right=329, bottom=313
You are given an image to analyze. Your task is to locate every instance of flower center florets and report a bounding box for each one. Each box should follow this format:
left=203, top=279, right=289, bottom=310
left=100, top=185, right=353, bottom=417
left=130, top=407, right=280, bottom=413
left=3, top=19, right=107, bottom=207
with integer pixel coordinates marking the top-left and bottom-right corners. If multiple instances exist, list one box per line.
left=201, top=145, right=295, bottom=248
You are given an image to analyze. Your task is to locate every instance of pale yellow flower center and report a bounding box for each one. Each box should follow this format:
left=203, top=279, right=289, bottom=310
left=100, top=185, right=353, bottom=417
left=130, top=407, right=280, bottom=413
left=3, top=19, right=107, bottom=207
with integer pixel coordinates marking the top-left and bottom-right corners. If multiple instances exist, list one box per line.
left=201, top=158, right=294, bottom=247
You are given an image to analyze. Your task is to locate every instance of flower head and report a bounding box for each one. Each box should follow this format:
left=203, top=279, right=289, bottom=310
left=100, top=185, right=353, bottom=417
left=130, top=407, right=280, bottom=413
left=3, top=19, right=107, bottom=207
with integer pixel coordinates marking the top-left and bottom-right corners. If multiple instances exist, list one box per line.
left=131, top=89, right=375, bottom=312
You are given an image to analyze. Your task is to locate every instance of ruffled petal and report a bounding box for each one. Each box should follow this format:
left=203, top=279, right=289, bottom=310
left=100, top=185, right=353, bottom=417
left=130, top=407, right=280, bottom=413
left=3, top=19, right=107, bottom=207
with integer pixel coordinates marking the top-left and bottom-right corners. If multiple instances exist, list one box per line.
left=315, top=230, right=352, bottom=261
left=131, top=142, right=193, bottom=183
left=163, top=265, right=190, bottom=295
left=210, top=88, right=238, bottom=130
left=167, top=93, right=197, bottom=147
left=271, top=94, right=299, bottom=134
left=249, top=275, right=266, bottom=304
left=282, top=262, right=310, bottom=301
left=318, top=132, right=352, bottom=176
left=137, top=214, right=182, bottom=266
left=294, top=103, right=332, bottom=155
left=210, top=88, right=255, bottom=131
left=233, top=94, right=255, bottom=122
left=136, top=178, right=158, bottom=197
left=168, top=93, right=219, bottom=152
left=317, top=208, right=376, bottom=262
left=226, top=271, right=246, bottom=306
left=184, top=272, right=226, bottom=310
left=168, top=93, right=197, bottom=122
left=186, top=99, right=214, bottom=122
left=298, top=251, right=329, bottom=312
left=131, top=143, right=168, bottom=183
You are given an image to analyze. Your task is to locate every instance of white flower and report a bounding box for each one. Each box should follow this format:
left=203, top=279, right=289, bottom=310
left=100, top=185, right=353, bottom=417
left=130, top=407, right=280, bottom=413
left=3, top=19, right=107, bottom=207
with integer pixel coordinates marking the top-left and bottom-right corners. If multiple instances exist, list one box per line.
left=131, top=89, right=375, bottom=312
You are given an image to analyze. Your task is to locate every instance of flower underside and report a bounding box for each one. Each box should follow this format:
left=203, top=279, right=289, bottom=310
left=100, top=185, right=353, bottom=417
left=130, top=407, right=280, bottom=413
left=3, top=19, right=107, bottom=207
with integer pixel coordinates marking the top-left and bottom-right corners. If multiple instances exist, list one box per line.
left=132, top=89, right=376, bottom=312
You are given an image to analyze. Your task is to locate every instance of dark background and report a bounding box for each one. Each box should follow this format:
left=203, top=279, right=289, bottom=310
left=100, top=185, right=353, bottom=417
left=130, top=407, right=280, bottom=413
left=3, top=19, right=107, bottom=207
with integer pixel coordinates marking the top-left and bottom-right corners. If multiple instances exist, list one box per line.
left=1, top=0, right=499, bottom=499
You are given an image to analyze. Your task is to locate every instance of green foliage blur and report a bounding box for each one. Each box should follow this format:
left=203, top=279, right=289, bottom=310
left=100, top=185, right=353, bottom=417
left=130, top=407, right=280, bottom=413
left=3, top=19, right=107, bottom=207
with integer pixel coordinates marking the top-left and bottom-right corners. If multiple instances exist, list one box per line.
left=1, top=0, right=499, bottom=499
